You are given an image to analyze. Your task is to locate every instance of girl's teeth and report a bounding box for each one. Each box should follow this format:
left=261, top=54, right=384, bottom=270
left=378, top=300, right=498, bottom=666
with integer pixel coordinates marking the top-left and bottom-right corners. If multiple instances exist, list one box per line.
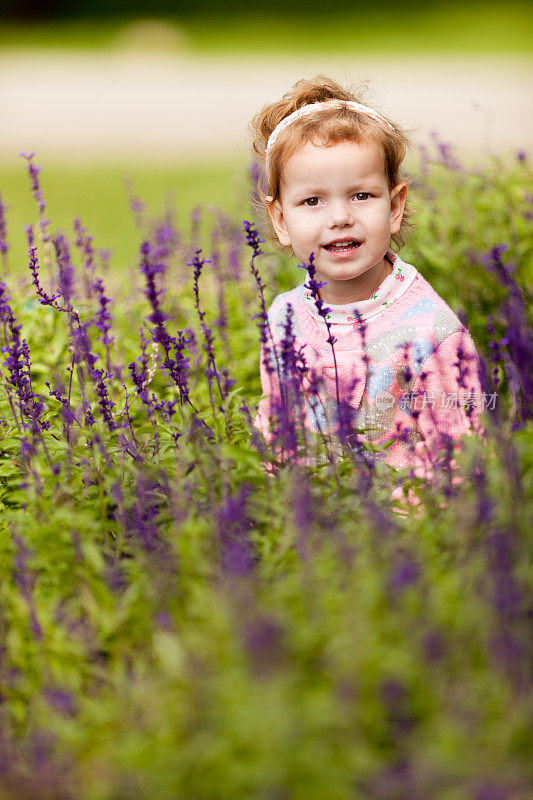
left=327, top=241, right=359, bottom=250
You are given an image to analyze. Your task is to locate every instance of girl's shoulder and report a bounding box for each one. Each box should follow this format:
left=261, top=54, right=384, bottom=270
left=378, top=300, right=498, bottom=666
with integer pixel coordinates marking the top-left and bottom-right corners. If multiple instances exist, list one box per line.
left=391, top=269, right=469, bottom=346
left=347, top=262, right=477, bottom=372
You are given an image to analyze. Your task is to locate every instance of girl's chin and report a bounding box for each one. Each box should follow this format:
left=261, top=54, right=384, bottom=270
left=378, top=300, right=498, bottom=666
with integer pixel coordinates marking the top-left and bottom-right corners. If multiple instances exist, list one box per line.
left=316, top=267, right=367, bottom=283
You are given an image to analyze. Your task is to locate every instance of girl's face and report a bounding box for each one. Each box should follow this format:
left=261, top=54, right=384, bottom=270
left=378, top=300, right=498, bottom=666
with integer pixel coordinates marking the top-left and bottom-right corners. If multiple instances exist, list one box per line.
left=268, top=138, right=407, bottom=305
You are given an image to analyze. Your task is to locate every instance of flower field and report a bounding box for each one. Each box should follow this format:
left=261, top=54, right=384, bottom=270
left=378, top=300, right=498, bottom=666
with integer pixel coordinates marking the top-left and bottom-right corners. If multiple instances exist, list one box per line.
left=0, top=142, right=532, bottom=799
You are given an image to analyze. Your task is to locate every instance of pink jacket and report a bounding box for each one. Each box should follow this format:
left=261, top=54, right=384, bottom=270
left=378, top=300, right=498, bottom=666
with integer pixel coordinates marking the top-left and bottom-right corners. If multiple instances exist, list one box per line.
left=254, top=252, right=486, bottom=475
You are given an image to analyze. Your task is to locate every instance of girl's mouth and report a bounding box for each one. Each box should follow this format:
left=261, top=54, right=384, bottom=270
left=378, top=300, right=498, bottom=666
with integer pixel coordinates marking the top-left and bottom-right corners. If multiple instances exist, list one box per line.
left=323, top=240, right=362, bottom=254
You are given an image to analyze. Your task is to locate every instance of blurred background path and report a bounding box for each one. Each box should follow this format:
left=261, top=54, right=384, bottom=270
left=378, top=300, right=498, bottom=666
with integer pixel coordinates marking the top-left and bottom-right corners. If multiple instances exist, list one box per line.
left=1, top=50, right=532, bottom=164
left=0, top=3, right=531, bottom=272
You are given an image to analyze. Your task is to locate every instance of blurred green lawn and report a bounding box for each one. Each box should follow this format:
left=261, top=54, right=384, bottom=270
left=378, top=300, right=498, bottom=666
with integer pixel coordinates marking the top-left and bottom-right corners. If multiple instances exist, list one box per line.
left=0, top=158, right=249, bottom=281
left=1, top=0, right=531, bottom=282
left=0, top=3, right=532, bottom=54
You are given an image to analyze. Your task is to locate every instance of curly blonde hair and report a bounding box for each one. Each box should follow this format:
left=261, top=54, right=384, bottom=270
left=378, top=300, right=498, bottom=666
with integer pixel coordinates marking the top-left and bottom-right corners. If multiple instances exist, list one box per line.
left=249, top=75, right=414, bottom=253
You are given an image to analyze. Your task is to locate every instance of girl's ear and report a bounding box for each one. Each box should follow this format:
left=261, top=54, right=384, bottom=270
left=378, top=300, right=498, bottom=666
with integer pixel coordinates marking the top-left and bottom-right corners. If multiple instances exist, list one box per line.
left=390, top=182, right=407, bottom=235
left=268, top=200, right=292, bottom=247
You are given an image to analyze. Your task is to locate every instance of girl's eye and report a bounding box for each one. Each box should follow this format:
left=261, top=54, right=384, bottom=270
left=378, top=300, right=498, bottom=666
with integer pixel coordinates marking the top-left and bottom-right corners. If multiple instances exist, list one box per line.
left=354, top=192, right=371, bottom=201
left=303, top=197, right=320, bottom=206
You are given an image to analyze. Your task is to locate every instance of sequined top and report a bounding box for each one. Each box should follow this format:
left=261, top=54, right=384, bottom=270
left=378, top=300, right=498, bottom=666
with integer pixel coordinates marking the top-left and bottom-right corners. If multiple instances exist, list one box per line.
left=254, top=251, right=485, bottom=474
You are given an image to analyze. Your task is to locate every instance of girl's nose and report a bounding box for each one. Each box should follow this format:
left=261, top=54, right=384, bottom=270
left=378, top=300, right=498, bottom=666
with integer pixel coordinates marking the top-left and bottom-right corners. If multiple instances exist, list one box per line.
left=327, top=201, right=354, bottom=228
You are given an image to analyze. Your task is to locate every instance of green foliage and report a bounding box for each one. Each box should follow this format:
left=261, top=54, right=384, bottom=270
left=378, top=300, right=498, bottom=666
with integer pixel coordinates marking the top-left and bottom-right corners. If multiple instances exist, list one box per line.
left=0, top=146, right=532, bottom=799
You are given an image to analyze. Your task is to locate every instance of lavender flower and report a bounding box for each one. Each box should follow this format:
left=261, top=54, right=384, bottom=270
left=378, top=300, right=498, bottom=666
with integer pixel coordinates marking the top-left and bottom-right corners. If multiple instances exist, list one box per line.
left=279, top=303, right=308, bottom=389
left=71, top=321, right=119, bottom=432
left=482, top=246, right=533, bottom=426
left=243, top=219, right=263, bottom=257
left=71, top=322, right=98, bottom=373
left=453, top=333, right=475, bottom=420
left=239, top=399, right=267, bottom=458
left=124, top=472, right=161, bottom=552
left=0, top=192, right=9, bottom=273
left=228, top=221, right=243, bottom=281
left=362, top=759, right=416, bottom=799
left=44, top=381, right=77, bottom=426
left=481, top=244, right=516, bottom=289
left=151, top=211, right=179, bottom=263
left=82, top=401, right=96, bottom=427
left=0, top=281, right=46, bottom=431
left=139, top=240, right=192, bottom=406
left=298, top=252, right=341, bottom=413
left=380, top=678, right=417, bottom=736
left=474, top=782, right=514, bottom=800
left=248, top=160, right=265, bottom=211
left=422, top=630, right=446, bottom=662
left=0, top=193, right=7, bottom=254
left=244, top=219, right=276, bottom=377
left=429, top=130, right=462, bottom=170
left=26, top=225, right=61, bottom=307
left=243, top=613, right=285, bottom=675
left=217, top=484, right=255, bottom=576
left=99, top=248, right=111, bottom=272
left=388, top=556, right=420, bottom=594
left=44, top=689, right=76, bottom=717
left=268, top=302, right=310, bottom=461
left=486, top=315, right=505, bottom=391
left=92, top=276, right=114, bottom=356
left=149, top=392, right=179, bottom=422
left=189, top=248, right=228, bottom=405
left=92, top=368, right=116, bottom=431
left=486, top=530, right=523, bottom=621
left=125, top=179, right=146, bottom=230
left=244, top=219, right=289, bottom=435
left=53, top=233, right=75, bottom=307
left=129, top=327, right=152, bottom=406
left=19, top=152, right=50, bottom=242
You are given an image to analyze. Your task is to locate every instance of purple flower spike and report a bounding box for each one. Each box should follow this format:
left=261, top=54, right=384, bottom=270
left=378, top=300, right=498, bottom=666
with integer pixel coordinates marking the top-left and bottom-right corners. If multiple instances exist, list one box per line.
left=389, top=557, right=420, bottom=594
left=299, top=252, right=341, bottom=412
left=19, top=152, right=50, bottom=239
left=129, top=327, right=152, bottom=406
left=126, top=472, right=161, bottom=552
left=243, top=614, right=285, bottom=675
left=93, top=277, right=114, bottom=348
left=244, top=221, right=268, bottom=344
left=429, top=130, right=462, bottom=170
left=74, top=217, right=96, bottom=297
left=243, top=219, right=264, bottom=257
left=189, top=248, right=229, bottom=406
left=482, top=248, right=533, bottom=426
left=0, top=279, right=47, bottom=432
left=0, top=192, right=9, bottom=258
left=44, top=688, right=76, bottom=717
left=92, top=368, right=116, bottom=431
left=53, top=233, right=75, bottom=307
left=268, top=302, right=310, bottom=460
left=139, top=240, right=192, bottom=407
left=26, top=225, right=61, bottom=307
left=46, top=382, right=78, bottom=426
left=217, top=484, right=255, bottom=576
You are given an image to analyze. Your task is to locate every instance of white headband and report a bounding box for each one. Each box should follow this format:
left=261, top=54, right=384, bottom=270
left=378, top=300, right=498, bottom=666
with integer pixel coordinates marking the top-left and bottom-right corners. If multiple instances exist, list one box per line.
left=265, top=100, right=394, bottom=165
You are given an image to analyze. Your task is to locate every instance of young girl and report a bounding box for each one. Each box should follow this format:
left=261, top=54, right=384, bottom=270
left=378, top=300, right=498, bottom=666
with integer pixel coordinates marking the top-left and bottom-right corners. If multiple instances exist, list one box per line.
left=249, top=76, right=484, bottom=476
